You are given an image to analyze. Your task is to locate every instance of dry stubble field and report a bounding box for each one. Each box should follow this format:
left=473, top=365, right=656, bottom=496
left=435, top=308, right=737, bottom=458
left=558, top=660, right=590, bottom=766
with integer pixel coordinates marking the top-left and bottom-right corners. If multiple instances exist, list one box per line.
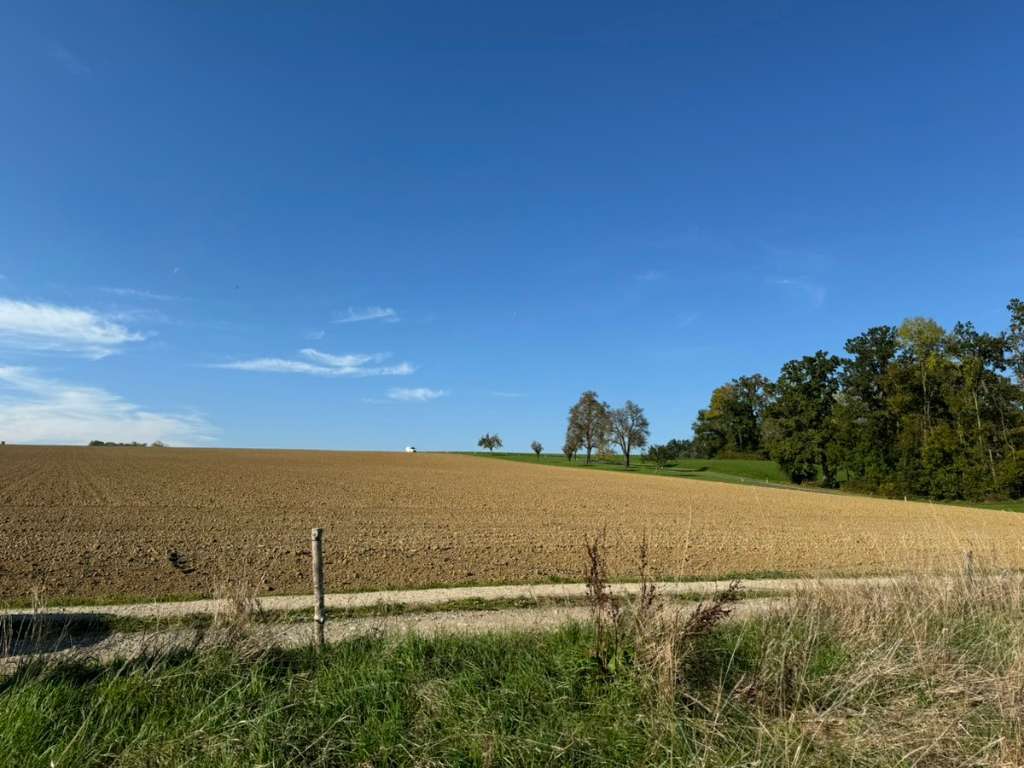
left=3, top=446, right=1024, bottom=602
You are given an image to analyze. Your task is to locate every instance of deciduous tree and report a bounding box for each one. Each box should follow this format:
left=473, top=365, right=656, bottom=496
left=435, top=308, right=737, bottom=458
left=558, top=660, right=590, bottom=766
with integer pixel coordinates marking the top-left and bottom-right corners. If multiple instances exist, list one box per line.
left=832, top=326, right=899, bottom=488
left=478, top=433, right=503, bottom=452
left=562, top=436, right=580, bottom=462
left=1009, top=298, right=1024, bottom=386
left=609, top=400, right=650, bottom=468
left=763, top=351, right=842, bottom=486
left=691, top=374, right=770, bottom=457
left=567, top=391, right=610, bottom=465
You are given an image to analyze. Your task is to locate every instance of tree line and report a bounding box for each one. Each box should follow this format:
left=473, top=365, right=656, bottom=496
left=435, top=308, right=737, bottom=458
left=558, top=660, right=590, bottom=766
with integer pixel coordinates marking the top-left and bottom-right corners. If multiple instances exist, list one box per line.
left=88, top=440, right=167, bottom=448
left=688, top=298, right=1024, bottom=501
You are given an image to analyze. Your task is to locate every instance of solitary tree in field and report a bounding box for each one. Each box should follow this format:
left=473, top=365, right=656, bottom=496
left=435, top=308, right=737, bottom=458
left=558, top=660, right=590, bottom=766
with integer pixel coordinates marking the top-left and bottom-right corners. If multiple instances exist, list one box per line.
left=478, top=433, right=503, bottom=452
left=609, top=400, right=650, bottom=468
left=530, top=440, right=543, bottom=459
left=567, top=391, right=610, bottom=465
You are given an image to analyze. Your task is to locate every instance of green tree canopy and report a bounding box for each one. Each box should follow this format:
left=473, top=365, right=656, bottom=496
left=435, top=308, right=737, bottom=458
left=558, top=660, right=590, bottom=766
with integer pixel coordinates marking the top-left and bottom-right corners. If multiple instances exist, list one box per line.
left=762, top=351, right=842, bottom=486
left=689, top=298, right=1024, bottom=501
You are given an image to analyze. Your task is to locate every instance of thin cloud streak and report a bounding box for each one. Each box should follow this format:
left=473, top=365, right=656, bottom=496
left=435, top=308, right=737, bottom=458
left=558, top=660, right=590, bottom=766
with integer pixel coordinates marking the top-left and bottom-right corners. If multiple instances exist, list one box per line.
left=388, top=387, right=446, bottom=402
left=213, top=358, right=331, bottom=375
left=101, top=287, right=182, bottom=302
left=0, top=298, right=145, bottom=359
left=213, top=348, right=414, bottom=377
left=334, top=306, right=399, bottom=324
left=0, top=367, right=214, bottom=445
left=768, top=277, right=827, bottom=308
left=678, top=313, right=699, bottom=328
left=299, top=349, right=389, bottom=368
left=47, top=42, right=92, bottom=76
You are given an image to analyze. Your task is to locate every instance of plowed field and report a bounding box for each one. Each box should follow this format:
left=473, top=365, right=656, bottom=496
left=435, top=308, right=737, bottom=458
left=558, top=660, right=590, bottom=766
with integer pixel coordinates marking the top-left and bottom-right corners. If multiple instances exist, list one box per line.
left=2, top=446, right=1024, bottom=602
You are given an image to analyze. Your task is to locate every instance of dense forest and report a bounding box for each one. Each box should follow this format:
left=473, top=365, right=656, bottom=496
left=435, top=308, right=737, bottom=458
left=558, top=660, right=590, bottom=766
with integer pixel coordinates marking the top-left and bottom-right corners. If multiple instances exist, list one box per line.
left=684, top=298, right=1024, bottom=502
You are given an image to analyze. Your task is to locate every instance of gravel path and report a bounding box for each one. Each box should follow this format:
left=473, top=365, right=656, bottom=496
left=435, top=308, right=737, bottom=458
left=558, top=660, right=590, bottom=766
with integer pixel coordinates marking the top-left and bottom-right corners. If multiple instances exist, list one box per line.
left=0, top=576, right=905, bottom=668
left=0, top=576, right=895, bottom=619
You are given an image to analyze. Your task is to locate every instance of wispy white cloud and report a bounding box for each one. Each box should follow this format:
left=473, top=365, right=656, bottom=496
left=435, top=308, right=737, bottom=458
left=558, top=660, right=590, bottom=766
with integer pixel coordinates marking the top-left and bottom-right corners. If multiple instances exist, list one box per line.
left=213, top=358, right=329, bottom=375
left=108, top=307, right=170, bottom=326
left=0, top=367, right=215, bottom=446
left=47, top=42, right=92, bottom=77
left=768, top=277, right=827, bottom=308
left=304, top=329, right=326, bottom=341
left=213, top=348, right=414, bottom=377
left=101, top=287, right=182, bottom=302
left=388, top=387, right=446, bottom=402
left=334, top=306, right=399, bottom=324
left=299, top=349, right=388, bottom=368
left=0, top=298, right=145, bottom=359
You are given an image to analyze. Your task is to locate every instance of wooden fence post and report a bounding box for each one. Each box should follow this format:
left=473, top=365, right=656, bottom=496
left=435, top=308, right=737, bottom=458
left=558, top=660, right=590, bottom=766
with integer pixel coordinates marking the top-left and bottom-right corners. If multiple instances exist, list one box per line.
left=311, top=527, right=325, bottom=648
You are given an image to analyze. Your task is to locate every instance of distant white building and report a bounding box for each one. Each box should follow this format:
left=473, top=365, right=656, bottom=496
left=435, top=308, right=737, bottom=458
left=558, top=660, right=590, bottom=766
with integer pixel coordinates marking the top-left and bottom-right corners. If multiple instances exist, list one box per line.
left=405, top=446, right=417, bottom=453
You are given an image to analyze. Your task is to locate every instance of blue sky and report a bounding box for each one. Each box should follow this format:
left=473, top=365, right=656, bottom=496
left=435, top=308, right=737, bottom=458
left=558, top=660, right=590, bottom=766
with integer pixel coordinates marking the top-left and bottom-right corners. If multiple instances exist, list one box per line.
left=1, top=1, right=1021, bottom=450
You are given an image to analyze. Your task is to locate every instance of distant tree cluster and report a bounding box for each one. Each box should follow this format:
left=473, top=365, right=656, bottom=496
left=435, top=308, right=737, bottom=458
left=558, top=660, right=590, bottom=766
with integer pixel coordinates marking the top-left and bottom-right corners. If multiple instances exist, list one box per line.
left=564, top=391, right=650, bottom=467
left=88, top=440, right=153, bottom=447
left=644, top=443, right=674, bottom=470
left=689, top=299, right=1024, bottom=501
left=643, top=438, right=699, bottom=467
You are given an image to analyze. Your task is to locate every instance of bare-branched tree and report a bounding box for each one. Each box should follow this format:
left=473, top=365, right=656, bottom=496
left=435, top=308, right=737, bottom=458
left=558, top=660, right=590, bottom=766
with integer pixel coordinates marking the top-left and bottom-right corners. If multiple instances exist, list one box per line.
left=609, top=400, right=650, bottom=468
left=567, top=391, right=610, bottom=465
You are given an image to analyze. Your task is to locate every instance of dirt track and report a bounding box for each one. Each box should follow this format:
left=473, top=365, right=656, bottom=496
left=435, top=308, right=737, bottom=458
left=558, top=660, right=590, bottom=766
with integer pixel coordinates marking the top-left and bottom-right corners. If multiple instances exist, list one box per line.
left=0, top=576, right=893, bottom=619
left=0, top=574, right=998, bottom=669
left=1, top=577, right=838, bottom=667
left=3, top=446, right=1024, bottom=602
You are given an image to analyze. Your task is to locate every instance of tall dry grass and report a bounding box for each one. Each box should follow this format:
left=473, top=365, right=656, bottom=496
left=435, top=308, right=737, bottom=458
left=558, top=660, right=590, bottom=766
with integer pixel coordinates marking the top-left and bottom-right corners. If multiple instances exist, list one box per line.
left=752, top=566, right=1024, bottom=765
left=579, top=535, right=1024, bottom=765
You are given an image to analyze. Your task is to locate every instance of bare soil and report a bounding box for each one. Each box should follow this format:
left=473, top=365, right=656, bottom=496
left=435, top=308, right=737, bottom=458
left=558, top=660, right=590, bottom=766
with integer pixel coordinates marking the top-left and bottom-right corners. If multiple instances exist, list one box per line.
left=2, top=446, right=1023, bottom=602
